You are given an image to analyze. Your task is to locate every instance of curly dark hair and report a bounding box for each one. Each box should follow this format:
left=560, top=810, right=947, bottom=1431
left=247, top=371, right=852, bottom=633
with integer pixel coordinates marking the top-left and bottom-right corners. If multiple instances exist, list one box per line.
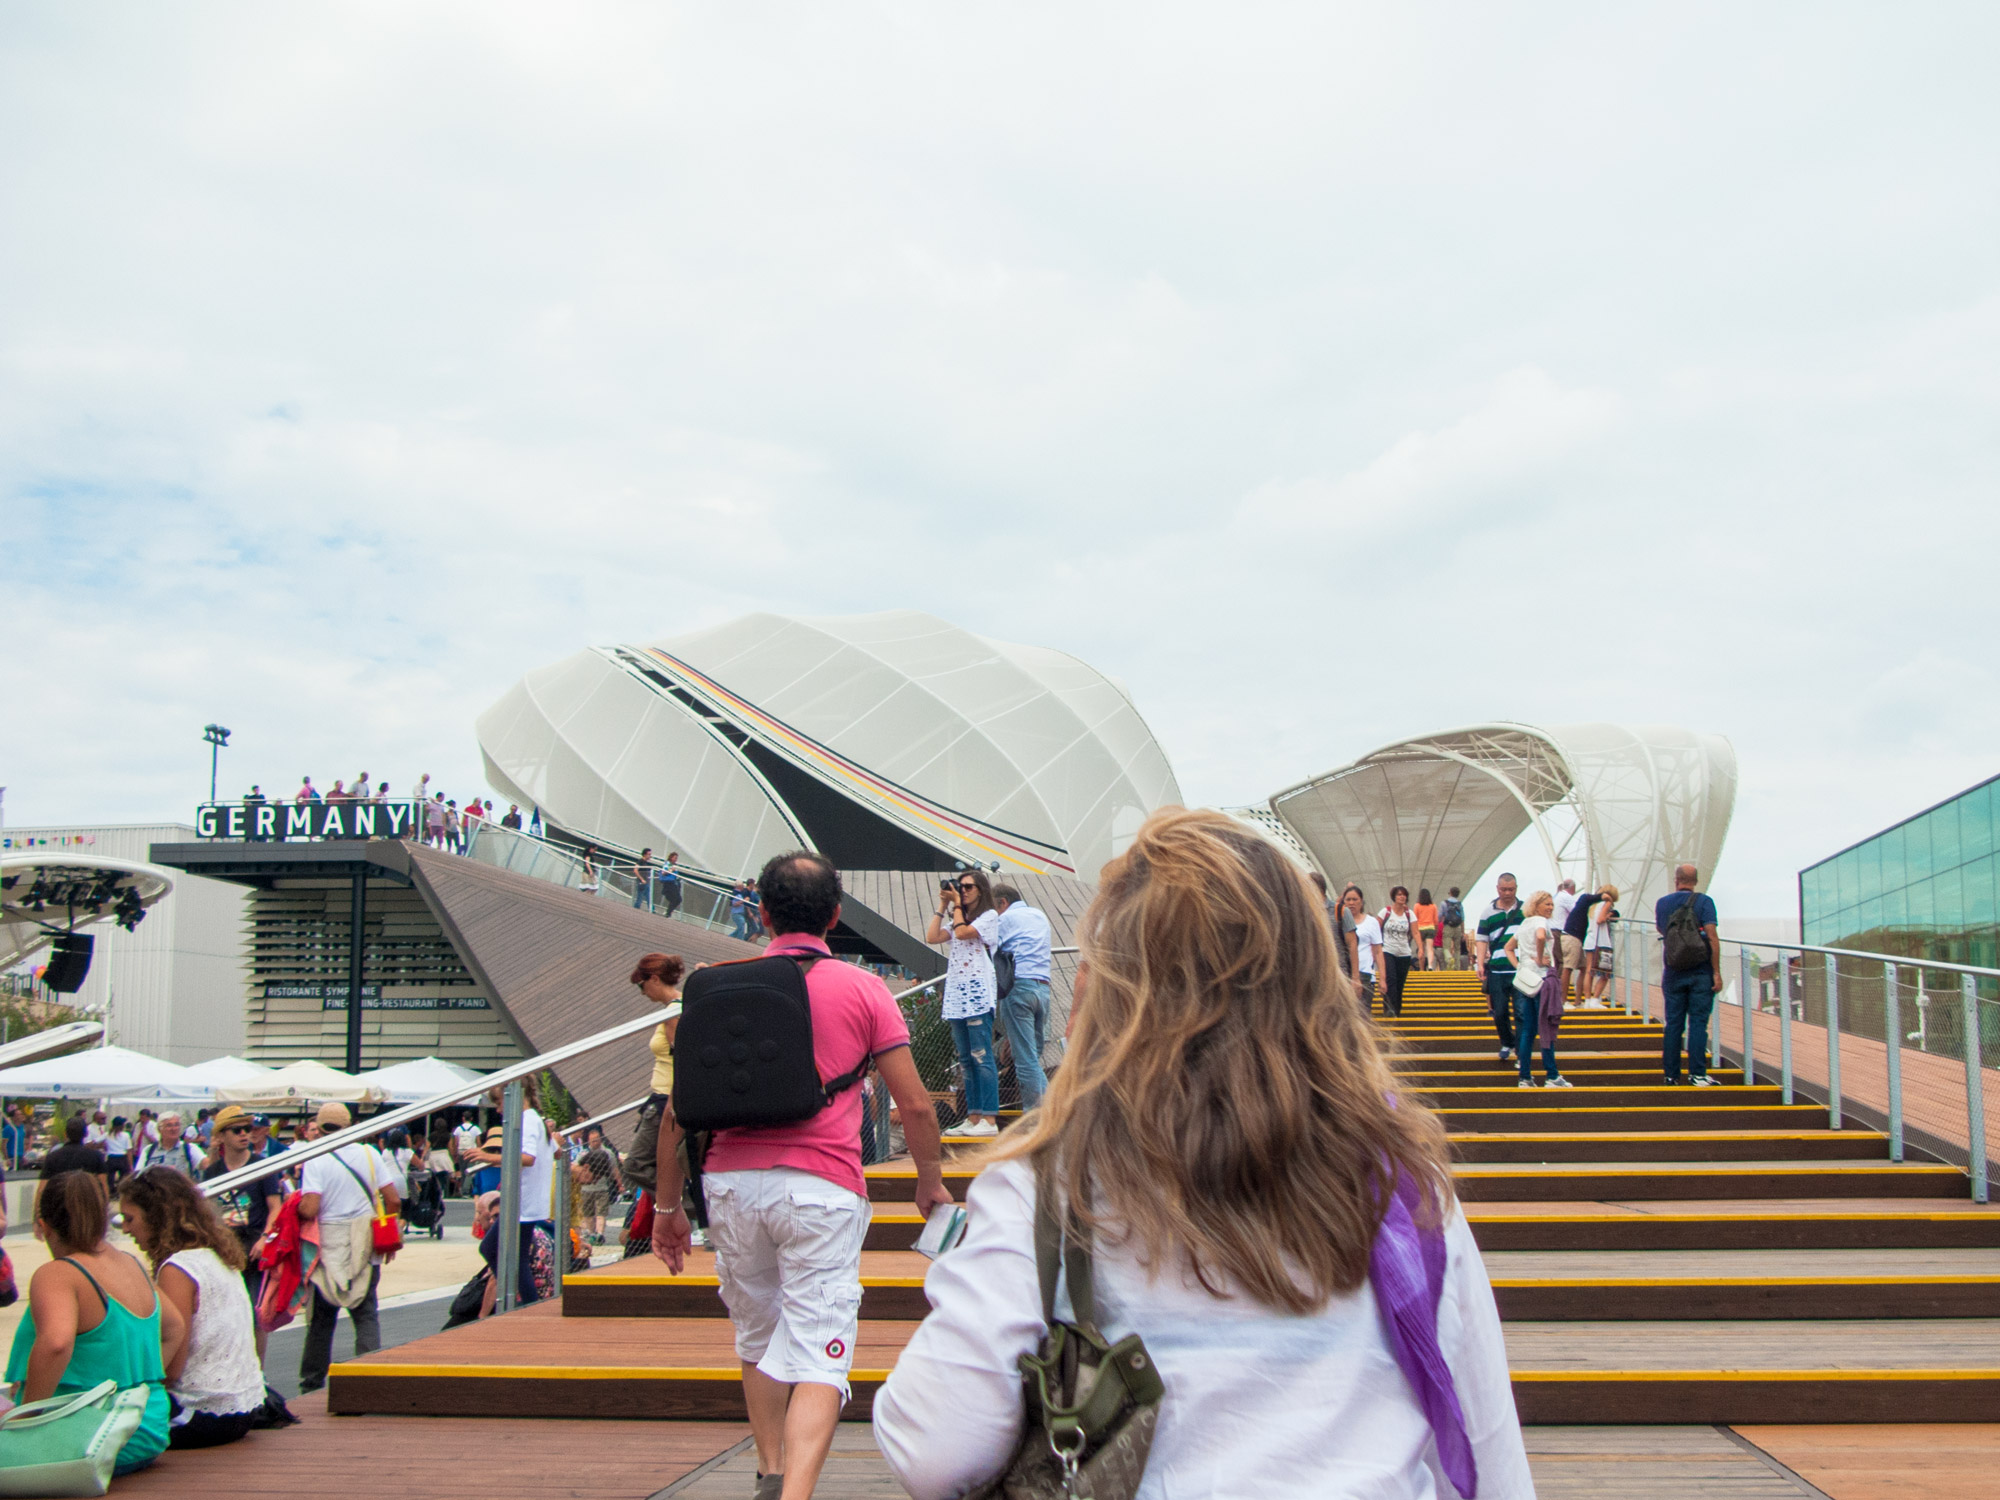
left=118, top=1166, right=247, bottom=1273
left=756, top=851, right=841, bottom=936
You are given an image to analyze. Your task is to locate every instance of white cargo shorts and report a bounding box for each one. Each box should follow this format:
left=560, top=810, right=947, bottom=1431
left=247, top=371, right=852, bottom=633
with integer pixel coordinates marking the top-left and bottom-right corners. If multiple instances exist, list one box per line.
left=704, top=1167, right=871, bottom=1399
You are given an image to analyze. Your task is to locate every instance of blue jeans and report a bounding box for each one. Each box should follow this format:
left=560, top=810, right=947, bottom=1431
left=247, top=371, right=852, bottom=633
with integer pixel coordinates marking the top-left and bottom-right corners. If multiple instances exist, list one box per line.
left=633, top=879, right=651, bottom=910
left=949, top=1013, right=999, bottom=1116
left=1512, top=985, right=1558, bottom=1081
left=1001, top=979, right=1051, bottom=1108
left=1484, top=969, right=1518, bottom=1050
left=1662, top=967, right=1717, bottom=1079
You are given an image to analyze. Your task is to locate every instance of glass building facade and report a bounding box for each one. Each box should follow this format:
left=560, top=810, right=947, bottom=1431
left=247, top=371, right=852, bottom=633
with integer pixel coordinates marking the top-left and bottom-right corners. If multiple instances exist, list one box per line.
left=1800, top=773, right=2000, bottom=970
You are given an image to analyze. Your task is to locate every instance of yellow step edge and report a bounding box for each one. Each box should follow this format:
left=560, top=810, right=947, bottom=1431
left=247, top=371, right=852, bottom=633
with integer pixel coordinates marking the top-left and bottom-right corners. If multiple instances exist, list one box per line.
left=1510, top=1369, right=2000, bottom=1383
left=563, top=1275, right=929, bottom=1289
left=1492, top=1275, right=2000, bottom=1289
left=1467, top=1211, right=1997, bottom=1223
left=330, top=1364, right=896, bottom=1381
left=1454, top=1163, right=1959, bottom=1176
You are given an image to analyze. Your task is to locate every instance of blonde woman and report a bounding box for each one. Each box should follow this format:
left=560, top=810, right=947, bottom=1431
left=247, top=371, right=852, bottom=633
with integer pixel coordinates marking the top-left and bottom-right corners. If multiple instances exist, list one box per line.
left=875, top=809, right=1532, bottom=1499
left=1505, top=891, right=1568, bottom=1088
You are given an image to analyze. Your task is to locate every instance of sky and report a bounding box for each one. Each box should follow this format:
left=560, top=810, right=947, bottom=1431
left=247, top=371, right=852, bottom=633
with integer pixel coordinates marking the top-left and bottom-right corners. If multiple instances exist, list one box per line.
left=4, top=4, right=1997, bottom=921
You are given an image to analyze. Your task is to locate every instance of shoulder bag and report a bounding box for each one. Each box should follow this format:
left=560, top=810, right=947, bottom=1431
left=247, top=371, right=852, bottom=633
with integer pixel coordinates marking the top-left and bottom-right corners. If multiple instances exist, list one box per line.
left=334, top=1152, right=404, bottom=1254
left=970, top=1162, right=1163, bottom=1500
left=0, top=1380, right=151, bottom=1498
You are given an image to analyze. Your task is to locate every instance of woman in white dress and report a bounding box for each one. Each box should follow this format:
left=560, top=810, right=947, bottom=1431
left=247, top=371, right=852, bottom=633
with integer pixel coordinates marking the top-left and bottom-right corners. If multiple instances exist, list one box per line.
left=924, top=868, right=1001, bottom=1138
left=119, top=1167, right=274, bottom=1448
left=875, top=809, right=1533, bottom=1500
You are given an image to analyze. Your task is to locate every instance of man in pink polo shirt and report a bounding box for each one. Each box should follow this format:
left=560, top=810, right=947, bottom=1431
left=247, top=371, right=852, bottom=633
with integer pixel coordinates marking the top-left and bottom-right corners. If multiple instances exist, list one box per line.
left=654, top=850, right=949, bottom=1500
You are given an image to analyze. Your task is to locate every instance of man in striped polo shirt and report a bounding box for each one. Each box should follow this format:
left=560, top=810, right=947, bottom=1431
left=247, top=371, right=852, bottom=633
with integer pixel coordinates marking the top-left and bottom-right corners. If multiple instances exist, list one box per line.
left=1473, top=873, right=1526, bottom=1063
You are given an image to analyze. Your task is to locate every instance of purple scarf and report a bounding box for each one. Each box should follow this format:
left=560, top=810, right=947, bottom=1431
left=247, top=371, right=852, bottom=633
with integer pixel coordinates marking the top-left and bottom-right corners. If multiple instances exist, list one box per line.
left=1369, top=1173, right=1478, bottom=1496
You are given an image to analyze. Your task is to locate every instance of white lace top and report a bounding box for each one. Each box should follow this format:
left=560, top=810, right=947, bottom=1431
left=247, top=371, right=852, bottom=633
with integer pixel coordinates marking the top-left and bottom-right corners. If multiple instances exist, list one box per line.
left=942, top=909, right=1000, bottom=1021
left=164, top=1248, right=265, bottom=1420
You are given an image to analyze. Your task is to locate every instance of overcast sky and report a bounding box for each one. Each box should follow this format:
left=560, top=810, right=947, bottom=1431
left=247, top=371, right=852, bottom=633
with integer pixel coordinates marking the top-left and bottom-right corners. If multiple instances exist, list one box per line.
left=5, top=4, right=1997, bottom=919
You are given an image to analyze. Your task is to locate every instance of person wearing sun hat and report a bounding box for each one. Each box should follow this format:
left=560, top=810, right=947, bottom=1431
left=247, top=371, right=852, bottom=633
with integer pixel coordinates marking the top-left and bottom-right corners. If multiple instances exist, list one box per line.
left=198, top=1105, right=287, bottom=1343
left=295, top=1101, right=401, bottom=1393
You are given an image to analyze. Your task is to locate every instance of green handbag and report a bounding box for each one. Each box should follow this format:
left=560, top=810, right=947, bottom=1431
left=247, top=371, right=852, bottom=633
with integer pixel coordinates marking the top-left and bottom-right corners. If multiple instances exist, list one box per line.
left=971, top=1164, right=1165, bottom=1500
left=0, top=1380, right=150, bottom=1497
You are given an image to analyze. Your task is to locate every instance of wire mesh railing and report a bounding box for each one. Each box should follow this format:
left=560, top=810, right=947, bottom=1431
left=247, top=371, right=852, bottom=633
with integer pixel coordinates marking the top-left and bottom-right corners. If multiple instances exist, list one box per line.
left=1613, top=920, right=1997, bottom=1200
left=885, top=948, right=1080, bottom=1126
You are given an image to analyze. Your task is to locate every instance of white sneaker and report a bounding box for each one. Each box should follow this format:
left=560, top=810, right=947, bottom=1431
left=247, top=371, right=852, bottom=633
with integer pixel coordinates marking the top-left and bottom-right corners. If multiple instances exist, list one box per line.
left=1582, top=998, right=1607, bottom=1010
left=1517, top=1079, right=1536, bottom=1090
left=946, top=1117, right=999, bottom=1138
left=1542, top=1076, right=1574, bottom=1089
left=1689, top=1075, right=1718, bottom=1088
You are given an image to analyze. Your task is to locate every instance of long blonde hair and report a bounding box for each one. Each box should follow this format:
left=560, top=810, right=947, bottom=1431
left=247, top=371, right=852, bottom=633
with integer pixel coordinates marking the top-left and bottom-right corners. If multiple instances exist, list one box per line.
left=991, top=807, right=1453, bottom=1313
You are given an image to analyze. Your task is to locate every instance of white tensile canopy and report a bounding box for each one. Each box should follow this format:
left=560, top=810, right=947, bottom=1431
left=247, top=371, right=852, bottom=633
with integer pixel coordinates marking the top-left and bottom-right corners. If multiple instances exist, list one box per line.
left=178, top=1056, right=278, bottom=1089
left=0, top=1044, right=207, bottom=1103
left=354, top=1056, right=486, bottom=1105
left=214, top=1059, right=387, bottom=1108
left=477, top=609, right=1185, bottom=882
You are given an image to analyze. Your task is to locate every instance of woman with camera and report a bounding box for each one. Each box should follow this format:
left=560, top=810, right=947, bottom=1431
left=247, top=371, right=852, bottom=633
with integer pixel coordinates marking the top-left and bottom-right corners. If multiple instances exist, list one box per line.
left=925, top=869, right=1001, bottom=1139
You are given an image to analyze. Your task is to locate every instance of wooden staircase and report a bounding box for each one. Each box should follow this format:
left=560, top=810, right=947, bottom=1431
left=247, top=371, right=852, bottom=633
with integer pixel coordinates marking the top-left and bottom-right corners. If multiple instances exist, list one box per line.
left=329, top=969, right=2000, bottom=1423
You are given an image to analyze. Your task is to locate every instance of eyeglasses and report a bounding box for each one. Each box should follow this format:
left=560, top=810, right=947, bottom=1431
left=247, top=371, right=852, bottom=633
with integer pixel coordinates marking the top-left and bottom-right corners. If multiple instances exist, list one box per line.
left=221, top=1126, right=251, bottom=1135
left=956, top=881, right=979, bottom=891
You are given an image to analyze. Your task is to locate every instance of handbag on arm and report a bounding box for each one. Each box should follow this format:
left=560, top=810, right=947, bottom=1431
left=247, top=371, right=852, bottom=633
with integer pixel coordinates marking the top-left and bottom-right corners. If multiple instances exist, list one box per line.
left=970, top=1160, right=1164, bottom=1500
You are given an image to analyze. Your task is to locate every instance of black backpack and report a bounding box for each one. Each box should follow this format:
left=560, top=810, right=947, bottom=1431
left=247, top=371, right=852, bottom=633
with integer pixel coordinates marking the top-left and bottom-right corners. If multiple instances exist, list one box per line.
left=1662, top=893, right=1710, bottom=971
left=1440, top=897, right=1463, bottom=926
left=671, top=954, right=873, bottom=1132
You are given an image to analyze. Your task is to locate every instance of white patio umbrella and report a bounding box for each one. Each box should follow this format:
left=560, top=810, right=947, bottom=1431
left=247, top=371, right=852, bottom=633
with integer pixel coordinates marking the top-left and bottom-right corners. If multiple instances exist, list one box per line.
left=353, top=1056, right=486, bottom=1105
left=0, top=1044, right=208, bottom=1103
left=178, top=1056, right=277, bottom=1090
left=213, top=1059, right=387, bottom=1108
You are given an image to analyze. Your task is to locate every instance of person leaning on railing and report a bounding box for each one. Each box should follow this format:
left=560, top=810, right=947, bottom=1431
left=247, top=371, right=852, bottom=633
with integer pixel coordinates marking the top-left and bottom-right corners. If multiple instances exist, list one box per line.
left=873, top=808, right=1533, bottom=1499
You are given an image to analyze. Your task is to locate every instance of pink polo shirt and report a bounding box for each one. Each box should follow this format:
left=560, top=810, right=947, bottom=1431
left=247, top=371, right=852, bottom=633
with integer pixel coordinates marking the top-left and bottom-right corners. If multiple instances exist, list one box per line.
left=698, top=933, right=910, bottom=1200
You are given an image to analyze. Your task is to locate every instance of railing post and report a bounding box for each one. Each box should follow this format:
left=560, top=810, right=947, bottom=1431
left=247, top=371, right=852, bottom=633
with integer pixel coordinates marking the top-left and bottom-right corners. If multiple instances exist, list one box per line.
left=1884, top=962, right=1903, bottom=1163
left=1740, top=945, right=1755, bottom=1086
left=1965, top=975, right=1989, bottom=1204
left=1622, top=925, right=1634, bottom=1015
left=1780, top=955, right=1794, bottom=1106
left=554, top=1143, right=573, bottom=1304
left=1826, top=958, right=1844, bottom=1130
left=497, top=1079, right=524, bottom=1312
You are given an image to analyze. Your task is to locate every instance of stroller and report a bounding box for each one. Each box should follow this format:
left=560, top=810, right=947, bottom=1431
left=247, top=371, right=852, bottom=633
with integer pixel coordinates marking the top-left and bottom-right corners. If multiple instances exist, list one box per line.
left=402, top=1162, right=447, bottom=1240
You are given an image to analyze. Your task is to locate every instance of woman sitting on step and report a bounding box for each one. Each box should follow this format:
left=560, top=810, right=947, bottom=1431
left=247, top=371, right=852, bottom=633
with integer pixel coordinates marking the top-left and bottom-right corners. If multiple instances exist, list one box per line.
left=6, top=1171, right=179, bottom=1475
left=875, top=807, right=1533, bottom=1500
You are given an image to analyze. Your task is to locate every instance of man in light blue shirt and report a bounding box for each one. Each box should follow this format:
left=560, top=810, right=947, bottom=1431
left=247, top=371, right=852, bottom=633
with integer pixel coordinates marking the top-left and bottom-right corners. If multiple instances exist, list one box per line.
left=991, top=885, right=1055, bottom=1108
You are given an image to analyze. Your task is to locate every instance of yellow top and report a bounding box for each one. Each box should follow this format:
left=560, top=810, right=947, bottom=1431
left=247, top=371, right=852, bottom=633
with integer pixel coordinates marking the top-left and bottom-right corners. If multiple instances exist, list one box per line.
left=649, top=1022, right=674, bottom=1095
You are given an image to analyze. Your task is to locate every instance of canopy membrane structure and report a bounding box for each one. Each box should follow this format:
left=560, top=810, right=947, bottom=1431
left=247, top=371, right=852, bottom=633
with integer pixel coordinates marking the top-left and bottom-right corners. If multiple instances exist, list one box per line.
left=477, top=610, right=1183, bottom=881
left=1268, top=723, right=1737, bottom=914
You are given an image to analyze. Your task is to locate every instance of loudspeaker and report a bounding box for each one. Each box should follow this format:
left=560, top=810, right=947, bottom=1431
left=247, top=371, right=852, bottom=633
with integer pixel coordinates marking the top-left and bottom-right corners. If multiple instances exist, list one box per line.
left=42, top=933, right=94, bottom=994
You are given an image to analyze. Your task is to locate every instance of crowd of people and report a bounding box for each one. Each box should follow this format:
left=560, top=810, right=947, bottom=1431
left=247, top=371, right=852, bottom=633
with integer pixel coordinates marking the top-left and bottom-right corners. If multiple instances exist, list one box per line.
left=228, top=774, right=530, bottom=853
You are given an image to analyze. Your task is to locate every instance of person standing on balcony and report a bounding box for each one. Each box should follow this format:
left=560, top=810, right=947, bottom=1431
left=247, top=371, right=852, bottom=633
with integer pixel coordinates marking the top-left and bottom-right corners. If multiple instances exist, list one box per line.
left=501, top=803, right=523, bottom=830
left=928, top=870, right=1001, bottom=1137
left=425, top=794, right=447, bottom=848
left=634, top=849, right=657, bottom=911
left=658, top=852, right=684, bottom=917
left=1655, top=865, right=1722, bottom=1086
left=1474, top=874, right=1524, bottom=1063
left=991, top=884, right=1054, bottom=1109
left=654, top=851, right=950, bottom=1500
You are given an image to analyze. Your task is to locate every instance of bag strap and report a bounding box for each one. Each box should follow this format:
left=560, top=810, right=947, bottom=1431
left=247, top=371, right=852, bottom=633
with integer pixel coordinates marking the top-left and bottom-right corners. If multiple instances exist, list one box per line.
left=776, top=952, right=877, bottom=1105
left=1031, top=1158, right=1103, bottom=1341
left=333, top=1151, right=388, bottom=1218
left=0, top=1379, right=119, bottom=1431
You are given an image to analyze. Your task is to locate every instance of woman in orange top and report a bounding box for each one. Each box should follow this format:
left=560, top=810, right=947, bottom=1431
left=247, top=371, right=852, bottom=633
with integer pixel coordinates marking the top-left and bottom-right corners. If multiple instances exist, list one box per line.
left=1413, top=890, right=1441, bottom=971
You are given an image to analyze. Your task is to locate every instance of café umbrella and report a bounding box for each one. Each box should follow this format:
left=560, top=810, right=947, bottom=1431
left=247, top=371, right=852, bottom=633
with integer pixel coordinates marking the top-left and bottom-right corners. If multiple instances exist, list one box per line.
left=0, top=1044, right=208, bottom=1103
left=213, top=1059, right=387, bottom=1108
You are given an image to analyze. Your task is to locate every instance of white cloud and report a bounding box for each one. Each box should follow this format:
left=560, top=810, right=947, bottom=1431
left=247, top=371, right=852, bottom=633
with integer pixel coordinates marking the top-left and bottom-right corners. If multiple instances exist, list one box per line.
left=4, top=2, right=1999, bottom=925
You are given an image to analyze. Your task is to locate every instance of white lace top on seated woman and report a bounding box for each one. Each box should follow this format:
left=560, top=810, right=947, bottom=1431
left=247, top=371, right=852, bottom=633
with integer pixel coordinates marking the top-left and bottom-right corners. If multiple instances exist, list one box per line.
left=872, top=1156, right=1535, bottom=1500
left=163, top=1248, right=265, bottom=1421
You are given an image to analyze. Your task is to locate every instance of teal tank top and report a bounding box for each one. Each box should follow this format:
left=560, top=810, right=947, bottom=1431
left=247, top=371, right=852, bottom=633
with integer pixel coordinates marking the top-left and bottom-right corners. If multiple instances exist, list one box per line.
left=4, top=1255, right=170, bottom=1474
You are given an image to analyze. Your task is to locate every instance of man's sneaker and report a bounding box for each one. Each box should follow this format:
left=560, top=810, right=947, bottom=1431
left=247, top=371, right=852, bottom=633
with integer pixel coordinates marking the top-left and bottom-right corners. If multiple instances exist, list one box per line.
left=755, top=1473, right=785, bottom=1500
left=1689, top=1074, right=1718, bottom=1088
left=1542, top=1076, right=1574, bottom=1089
left=1661, top=1074, right=1682, bottom=1086
left=1499, top=1047, right=1516, bottom=1062
left=1582, top=998, right=1607, bottom=1009
left=1517, top=1079, right=1536, bottom=1089
left=946, top=1118, right=999, bottom=1138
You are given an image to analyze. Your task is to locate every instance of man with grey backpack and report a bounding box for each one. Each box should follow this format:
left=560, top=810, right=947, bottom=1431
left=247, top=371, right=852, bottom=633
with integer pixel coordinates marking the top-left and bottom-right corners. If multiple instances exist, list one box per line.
left=1655, top=863, right=1723, bottom=1085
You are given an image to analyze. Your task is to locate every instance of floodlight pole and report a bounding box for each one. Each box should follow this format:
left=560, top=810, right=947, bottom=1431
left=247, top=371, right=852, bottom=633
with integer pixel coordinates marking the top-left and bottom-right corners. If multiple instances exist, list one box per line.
left=202, top=724, right=231, bottom=803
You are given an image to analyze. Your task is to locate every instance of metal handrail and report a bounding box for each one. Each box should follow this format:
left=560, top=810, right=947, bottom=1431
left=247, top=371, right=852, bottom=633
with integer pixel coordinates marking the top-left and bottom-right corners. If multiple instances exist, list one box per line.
left=567, top=1096, right=648, bottom=1138
left=887, top=945, right=1080, bottom=1007
left=1611, top=919, right=2000, bottom=981
left=197, top=1010, right=662, bottom=1200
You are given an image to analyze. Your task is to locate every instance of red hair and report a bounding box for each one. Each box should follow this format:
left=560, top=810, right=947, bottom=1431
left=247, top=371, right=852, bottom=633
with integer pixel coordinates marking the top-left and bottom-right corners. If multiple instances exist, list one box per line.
left=629, top=952, right=686, bottom=988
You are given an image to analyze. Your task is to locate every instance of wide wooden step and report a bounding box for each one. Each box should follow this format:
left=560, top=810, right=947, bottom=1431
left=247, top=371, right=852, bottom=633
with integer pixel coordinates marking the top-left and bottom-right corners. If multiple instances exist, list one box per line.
left=329, top=1299, right=2000, bottom=1424
left=1453, top=1161, right=1966, bottom=1202
left=1466, top=1201, right=2000, bottom=1251
left=1447, top=1130, right=1889, bottom=1164
left=1439, top=1104, right=1830, bottom=1132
